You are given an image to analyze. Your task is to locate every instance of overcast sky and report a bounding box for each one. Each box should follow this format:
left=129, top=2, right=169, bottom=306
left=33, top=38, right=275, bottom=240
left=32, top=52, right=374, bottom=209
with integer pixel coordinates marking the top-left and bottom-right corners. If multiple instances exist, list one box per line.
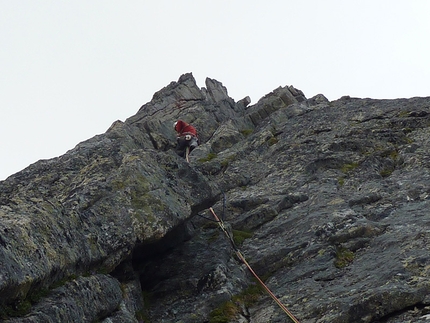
left=1, top=1, right=429, bottom=180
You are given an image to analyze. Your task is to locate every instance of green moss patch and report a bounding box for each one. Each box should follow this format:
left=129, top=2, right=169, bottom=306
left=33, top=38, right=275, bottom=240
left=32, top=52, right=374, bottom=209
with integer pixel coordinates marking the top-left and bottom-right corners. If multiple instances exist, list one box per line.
left=198, top=153, right=218, bottom=163
left=340, top=162, right=359, bottom=174
left=232, top=230, right=253, bottom=246
left=209, top=301, right=239, bottom=323
left=334, top=247, right=355, bottom=268
left=240, top=129, right=253, bottom=137
left=209, top=282, right=264, bottom=323
left=267, top=136, right=279, bottom=146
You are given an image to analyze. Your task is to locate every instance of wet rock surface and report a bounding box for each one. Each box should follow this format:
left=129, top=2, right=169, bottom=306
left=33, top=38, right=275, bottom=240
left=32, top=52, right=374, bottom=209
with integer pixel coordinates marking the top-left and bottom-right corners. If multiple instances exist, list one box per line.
left=1, top=73, right=430, bottom=322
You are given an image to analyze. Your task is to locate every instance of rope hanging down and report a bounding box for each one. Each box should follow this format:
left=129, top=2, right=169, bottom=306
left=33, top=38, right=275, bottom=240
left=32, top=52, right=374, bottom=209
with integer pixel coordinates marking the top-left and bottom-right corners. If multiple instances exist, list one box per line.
left=209, top=207, right=301, bottom=323
left=185, top=146, right=190, bottom=163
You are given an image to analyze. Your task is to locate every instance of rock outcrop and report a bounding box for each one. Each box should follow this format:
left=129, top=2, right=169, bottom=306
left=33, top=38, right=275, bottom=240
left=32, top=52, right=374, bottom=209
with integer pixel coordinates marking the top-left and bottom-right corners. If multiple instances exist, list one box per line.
left=1, top=73, right=429, bottom=322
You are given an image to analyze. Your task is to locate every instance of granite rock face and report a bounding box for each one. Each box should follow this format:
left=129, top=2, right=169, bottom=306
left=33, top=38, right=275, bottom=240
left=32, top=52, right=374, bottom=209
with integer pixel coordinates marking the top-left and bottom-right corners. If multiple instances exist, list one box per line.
left=1, top=73, right=430, bottom=323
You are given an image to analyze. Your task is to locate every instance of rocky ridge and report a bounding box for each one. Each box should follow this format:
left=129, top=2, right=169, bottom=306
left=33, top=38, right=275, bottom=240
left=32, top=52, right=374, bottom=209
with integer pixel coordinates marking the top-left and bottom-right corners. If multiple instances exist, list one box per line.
left=0, top=73, right=429, bottom=322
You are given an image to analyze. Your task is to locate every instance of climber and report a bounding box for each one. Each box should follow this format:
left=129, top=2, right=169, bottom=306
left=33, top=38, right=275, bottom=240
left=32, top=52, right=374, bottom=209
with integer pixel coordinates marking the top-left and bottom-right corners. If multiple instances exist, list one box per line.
left=174, top=120, right=198, bottom=162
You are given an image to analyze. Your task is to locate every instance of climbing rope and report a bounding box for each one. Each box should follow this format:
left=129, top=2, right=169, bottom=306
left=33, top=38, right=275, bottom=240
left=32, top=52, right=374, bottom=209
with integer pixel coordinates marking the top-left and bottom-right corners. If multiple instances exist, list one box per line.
left=209, top=207, right=301, bottom=323
left=185, top=146, right=190, bottom=163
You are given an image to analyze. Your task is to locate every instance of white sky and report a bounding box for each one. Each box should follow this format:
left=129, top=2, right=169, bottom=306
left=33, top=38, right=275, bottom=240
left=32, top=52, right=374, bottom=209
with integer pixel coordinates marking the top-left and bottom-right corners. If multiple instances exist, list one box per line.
left=1, top=1, right=429, bottom=180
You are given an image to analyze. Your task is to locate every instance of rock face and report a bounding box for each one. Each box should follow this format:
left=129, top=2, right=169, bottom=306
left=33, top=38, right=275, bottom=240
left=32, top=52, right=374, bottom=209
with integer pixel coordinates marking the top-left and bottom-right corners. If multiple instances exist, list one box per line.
left=0, top=73, right=429, bottom=323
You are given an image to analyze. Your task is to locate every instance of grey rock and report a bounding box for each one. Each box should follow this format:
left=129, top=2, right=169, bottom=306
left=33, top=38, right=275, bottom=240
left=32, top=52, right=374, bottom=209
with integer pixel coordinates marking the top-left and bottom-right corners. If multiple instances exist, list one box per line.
left=246, top=85, right=300, bottom=126
left=1, top=73, right=430, bottom=323
left=204, top=77, right=233, bottom=104
left=237, top=96, right=252, bottom=108
left=5, top=275, right=122, bottom=323
left=308, top=93, right=330, bottom=106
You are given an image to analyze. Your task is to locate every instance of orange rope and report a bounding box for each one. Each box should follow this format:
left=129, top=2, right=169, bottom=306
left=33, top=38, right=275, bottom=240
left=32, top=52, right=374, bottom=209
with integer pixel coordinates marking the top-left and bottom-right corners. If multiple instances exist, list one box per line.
left=209, top=208, right=301, bottom=323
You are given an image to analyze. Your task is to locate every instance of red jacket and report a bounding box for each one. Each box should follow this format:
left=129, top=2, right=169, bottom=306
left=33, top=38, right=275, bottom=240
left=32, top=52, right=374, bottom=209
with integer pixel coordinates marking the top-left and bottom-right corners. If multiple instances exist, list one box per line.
left=174, top=120, right=197, bottom=137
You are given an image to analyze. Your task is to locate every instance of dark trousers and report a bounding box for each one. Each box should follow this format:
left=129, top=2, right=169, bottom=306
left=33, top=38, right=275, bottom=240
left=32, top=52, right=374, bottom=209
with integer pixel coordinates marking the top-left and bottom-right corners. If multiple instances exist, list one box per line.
left=176, top=136, right=198, bottom=157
